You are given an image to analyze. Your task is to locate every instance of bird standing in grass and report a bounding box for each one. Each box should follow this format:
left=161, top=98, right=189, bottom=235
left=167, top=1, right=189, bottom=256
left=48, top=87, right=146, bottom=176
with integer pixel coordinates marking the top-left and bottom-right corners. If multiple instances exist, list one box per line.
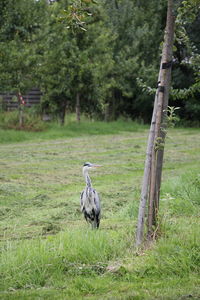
left=80, top=162, right=101, bottom=228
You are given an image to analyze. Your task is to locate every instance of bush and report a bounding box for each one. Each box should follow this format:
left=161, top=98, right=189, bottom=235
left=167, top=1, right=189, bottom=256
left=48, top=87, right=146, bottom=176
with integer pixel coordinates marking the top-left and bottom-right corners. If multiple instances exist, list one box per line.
left=0, top=108, right=46, bottom=131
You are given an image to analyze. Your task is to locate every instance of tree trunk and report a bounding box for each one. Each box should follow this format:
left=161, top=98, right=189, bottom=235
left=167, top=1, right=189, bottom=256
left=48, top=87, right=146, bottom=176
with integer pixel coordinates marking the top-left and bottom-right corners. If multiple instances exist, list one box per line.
left=19, top=105, right=24, bottom=128
left=135, top=84, right=160, bottom=247
left=147, top=0, right=175, bottom=240
left=135, top=0, right=175, bottom=246
left=147, top=86, right=165, bottom=238
left=104, top=103, right=110, bottom=122
left=60, top=100, right=67, bottom=126
left=76, top=92, right=81, bottom=123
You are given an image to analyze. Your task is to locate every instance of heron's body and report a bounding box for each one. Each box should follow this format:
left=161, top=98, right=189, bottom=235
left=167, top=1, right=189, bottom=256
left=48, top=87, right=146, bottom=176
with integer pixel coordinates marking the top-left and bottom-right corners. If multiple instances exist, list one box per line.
left=80, top=162, right=101, bottom=228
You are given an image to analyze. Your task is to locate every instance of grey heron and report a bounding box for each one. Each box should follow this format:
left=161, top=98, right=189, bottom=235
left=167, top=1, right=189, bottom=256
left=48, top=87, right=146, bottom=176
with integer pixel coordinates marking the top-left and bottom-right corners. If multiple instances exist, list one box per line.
left=80, top=162, right=101, bottom=228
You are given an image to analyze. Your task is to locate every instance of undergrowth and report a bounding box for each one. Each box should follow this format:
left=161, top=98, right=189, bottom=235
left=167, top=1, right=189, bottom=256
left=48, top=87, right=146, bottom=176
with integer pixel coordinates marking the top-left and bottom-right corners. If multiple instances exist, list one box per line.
left=0, top=109, right=46, bottom=132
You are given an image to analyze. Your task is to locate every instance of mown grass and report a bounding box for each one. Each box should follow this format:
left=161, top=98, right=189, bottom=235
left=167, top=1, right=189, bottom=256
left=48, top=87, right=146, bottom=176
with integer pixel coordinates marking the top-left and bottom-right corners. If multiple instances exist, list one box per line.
left=0, top=120, right=200, bottom=299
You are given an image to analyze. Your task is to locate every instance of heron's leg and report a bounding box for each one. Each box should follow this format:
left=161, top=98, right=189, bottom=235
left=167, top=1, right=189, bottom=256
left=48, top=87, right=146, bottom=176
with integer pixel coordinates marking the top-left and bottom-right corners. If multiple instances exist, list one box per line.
left=96, top=220, right=100, bottom=228
left=95, top=213, right=100, bottom=229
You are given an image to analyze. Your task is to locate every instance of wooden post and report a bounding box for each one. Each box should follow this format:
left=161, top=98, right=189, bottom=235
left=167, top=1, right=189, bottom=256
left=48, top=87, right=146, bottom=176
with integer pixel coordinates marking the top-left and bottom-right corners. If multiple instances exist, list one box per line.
left=135, top=0, right=175, bottom=246
left=19, top=105, right=24, bottom=128
left=18, top=92, right=25, bottom=128
left=147, top=0, right=175, bottom=239
left=135, top=106, right=156, bottom=246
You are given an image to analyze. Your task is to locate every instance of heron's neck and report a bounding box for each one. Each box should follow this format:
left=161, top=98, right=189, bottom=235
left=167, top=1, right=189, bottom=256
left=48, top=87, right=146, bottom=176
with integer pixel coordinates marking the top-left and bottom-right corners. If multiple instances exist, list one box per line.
left=83, top=169, right=92, bottom=188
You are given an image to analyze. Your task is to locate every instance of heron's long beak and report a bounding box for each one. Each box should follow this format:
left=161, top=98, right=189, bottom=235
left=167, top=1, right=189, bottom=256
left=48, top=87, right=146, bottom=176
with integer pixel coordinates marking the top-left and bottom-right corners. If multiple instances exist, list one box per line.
left=92, top=164, right=102, bottom=168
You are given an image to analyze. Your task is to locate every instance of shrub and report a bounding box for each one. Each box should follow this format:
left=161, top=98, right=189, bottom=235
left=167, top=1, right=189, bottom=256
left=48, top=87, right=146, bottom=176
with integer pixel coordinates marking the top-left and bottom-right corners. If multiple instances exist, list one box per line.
left=0, top=108, right=46, bottom=131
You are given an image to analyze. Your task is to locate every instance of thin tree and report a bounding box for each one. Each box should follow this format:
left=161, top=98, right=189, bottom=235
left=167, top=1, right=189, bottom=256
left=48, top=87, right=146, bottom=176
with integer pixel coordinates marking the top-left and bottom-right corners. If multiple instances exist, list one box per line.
left=76, top=92, right=81, bottom=123
left=135, top=0, right=175, bottom=246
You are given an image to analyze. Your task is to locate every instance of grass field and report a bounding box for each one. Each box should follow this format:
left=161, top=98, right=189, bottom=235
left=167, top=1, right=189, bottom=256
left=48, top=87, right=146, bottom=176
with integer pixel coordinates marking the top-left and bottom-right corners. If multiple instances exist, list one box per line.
left=0, top=120, right=200, bottom=299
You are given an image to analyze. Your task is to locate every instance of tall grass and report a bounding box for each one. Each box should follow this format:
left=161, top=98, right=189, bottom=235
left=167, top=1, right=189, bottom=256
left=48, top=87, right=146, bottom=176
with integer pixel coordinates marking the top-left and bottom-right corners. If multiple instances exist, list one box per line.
left=138, top=221, right=200, bottom=279
left=0, top=228, right=129, bottom=290
left=161, top=170, right=200, bottom=216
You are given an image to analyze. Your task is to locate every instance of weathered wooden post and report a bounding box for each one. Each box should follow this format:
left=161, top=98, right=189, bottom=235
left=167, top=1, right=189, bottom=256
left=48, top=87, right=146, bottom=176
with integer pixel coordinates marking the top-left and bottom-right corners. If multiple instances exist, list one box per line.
left=135, top=0, right=175, bottom=246
left=18, top=92, right=26, bottom=128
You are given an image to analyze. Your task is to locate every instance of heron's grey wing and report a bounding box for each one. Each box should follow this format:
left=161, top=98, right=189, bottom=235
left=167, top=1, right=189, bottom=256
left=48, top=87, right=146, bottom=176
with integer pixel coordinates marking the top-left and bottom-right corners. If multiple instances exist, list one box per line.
left=93, top=189, right=101, bottom=213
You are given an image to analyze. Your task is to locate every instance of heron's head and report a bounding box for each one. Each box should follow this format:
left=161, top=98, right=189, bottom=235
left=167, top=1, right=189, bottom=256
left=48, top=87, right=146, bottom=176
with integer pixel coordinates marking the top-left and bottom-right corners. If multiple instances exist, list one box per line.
left=83, top=162, right=101, bottom=172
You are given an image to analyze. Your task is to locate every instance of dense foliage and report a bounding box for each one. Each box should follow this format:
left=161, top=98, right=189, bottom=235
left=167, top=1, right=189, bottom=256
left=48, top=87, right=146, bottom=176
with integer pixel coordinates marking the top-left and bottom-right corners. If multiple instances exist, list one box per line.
left=0, top=0, right=200, bottom=124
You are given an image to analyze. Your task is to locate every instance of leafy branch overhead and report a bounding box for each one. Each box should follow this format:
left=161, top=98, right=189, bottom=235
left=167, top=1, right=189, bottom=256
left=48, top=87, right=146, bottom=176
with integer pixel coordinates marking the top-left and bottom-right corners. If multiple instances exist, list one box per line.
left=136, top=78, right=200, bottom=100
left=58, top=0, right=98, bottom=32
left=136, top=0, right=200, bottom=116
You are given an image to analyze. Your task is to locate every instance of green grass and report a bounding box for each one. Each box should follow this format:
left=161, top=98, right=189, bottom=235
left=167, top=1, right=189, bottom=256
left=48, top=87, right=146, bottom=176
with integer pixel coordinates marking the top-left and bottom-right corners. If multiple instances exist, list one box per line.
left=0, top=120, right=200, bottom=299
left=0, top=113, right=147, bottom=144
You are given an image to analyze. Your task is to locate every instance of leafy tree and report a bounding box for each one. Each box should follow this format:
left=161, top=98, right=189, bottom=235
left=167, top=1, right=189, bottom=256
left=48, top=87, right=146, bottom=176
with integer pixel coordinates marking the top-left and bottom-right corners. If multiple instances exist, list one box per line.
left=136, top=0, right=200, bottom=124
left=37, top=0, right=114, bottom=124
left=0, top=0, right=48, bottom=126
left=102, top=0, right=167, bottom=121
left=172, top=0, right=200, bottom=124
left=0, top=0, right=48, bottom=93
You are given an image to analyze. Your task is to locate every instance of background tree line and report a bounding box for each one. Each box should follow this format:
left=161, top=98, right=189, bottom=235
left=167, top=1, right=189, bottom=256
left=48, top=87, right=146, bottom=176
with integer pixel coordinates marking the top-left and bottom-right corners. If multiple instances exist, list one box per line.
left=0, top=0, right=200, bottom=125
